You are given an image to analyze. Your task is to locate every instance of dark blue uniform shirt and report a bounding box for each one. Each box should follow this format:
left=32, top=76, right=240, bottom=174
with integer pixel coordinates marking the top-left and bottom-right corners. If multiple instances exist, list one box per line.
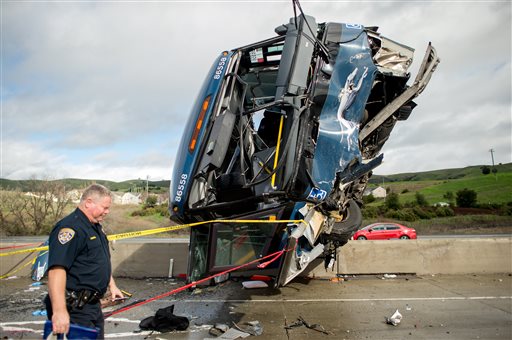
left=48, top=208, right=111, bottom=295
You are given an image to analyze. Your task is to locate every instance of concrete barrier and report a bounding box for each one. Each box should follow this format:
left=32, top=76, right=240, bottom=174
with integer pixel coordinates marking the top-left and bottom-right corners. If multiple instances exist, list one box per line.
left=305, top=238, right=512, bottom=278
left=1, top=238, right=510, bottom=278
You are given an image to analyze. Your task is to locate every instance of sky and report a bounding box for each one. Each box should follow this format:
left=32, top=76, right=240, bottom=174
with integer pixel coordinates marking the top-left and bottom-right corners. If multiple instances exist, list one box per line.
left=1, top=0, right=511, bottom=182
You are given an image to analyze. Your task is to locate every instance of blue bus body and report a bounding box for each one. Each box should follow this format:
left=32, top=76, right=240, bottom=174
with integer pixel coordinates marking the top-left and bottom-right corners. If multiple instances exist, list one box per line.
left=169, top=16, right=439, bottom=286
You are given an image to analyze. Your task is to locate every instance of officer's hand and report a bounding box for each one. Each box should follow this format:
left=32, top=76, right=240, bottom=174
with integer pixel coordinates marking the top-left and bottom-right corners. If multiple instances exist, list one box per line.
left=110, top=285, right=124, bottom=301
left=52, top=310, right=70, bottom=335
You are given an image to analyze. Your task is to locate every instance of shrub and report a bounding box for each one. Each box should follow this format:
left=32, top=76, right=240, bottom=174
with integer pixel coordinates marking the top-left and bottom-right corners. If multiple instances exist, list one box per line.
left=145, top=195, right=158, bottom=208
left=456, top=188, right=478, bottom=208
left=434, top=206, right=455, bottom=217
left=498, top=205, right=512, bottom=216
left=415, top=192, right=429, bottom=207
left=362, top=206, right=379, bottom=218
left=412, top=206, right=434, bottom=219
left=401, top=188, right=409, bottom=194
left=363, top=194, right=376, bottom=204
left=443, top=191, right=454, bottom=203
left=384, top=209, right=399, bottom=219
left=399, top=208, right=419, bottom=222
left=385, top=192, right=401, bottom=210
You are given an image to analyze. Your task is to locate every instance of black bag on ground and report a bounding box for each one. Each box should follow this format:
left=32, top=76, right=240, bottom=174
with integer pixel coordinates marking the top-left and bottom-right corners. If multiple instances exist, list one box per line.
left=139, top=305, right=189, bottom=332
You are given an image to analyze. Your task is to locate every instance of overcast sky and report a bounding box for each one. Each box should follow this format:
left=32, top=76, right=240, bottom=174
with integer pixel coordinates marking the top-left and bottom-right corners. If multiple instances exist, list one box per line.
left=2, top=1, right=510, bottom=182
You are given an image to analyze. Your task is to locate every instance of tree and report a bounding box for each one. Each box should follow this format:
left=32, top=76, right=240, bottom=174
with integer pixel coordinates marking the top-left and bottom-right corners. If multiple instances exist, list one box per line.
left=415, top=192, right=429, bottom=207
left=481, top=166, right=491, bottom=175
left=363, top=193, right=376, bottom=204
left=145, top=195, right=158, bottom=208
left=456, top=188, right=477, bottom=208
left=385, top=192, right=401, bottom=210
left=443, top=191, right=454, bottom=203
left=0, top=177, right=71, bottom=235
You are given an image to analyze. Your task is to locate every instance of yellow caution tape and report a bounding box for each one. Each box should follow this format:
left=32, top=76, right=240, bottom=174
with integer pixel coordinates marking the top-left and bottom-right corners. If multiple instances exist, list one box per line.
left=0, top=219, right=305, bottom=257
left=0, top=245, right=51, bottom=257
left=0, top=251, right=48, bottom=279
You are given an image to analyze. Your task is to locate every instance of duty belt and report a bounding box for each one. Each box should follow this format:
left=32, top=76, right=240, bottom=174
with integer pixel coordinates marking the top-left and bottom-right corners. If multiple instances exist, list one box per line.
left=66, top=289, right=102, bottom=309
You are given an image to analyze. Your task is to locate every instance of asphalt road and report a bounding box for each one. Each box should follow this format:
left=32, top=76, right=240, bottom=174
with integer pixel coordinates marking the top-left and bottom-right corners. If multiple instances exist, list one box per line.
left=1, top=274, right=511, bottom=339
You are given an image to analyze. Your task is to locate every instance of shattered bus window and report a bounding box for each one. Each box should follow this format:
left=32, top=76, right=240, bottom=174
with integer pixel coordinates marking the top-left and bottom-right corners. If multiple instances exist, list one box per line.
left=214, top=223, right=274, bottom=267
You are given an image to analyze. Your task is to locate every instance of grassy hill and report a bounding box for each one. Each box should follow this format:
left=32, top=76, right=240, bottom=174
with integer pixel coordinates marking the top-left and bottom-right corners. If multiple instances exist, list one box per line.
left=1, top=163, right=510, bottom=205
left=369, top=163, right=512, bottom=205
left=371, top=163, right=512, bottom=183
left=0, top=178, right=171, bottom=194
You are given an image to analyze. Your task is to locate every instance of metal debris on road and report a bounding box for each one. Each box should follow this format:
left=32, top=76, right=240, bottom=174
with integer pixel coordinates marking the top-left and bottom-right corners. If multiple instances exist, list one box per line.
left=284, top=316, right=330, bottom=335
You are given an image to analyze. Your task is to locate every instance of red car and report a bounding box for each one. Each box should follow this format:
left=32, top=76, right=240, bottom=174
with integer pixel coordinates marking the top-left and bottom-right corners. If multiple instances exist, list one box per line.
left=353, top=223, right=417, bottom=240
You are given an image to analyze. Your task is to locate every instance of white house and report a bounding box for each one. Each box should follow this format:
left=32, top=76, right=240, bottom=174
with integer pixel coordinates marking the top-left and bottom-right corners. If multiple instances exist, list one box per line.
left=121, top=193, right=141, bottom=205
left=66, top=189, right=82, bottom=203
left=370, top=186, right=387, bottom=198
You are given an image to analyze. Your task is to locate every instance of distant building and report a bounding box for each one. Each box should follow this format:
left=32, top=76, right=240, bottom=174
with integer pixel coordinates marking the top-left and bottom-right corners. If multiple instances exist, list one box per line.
left=111, top=193, right=123, bottom=205
left=66, top=189, right=82, bottom=203
left=121, top=192, right=141, bottom=205
left=363, top=186, right=387, bottom=198
left=371, top=186, right=387, bottom=198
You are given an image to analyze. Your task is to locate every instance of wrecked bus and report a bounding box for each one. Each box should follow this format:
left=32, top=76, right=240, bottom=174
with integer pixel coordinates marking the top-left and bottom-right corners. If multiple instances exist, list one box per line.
left=169, top=14, right=439, bottom=286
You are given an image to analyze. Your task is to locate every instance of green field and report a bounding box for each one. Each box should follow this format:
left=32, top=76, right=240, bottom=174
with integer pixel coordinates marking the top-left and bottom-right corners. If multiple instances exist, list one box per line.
left=371, top=163, right=512, bottom=205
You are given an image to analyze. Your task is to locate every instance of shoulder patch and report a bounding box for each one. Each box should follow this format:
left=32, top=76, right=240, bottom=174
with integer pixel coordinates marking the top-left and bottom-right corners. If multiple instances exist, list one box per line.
left=58, top=228, right=75, bottom=244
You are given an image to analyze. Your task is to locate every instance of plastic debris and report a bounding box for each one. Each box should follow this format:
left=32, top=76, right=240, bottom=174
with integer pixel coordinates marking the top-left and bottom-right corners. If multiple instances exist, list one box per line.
left=241, top=280, right=268, bottom=289
left=382, top=274, right=397, bottom=279
left=386, top=309, right=402, bottom=326
left=208, top=327, right=224, bottom=337
left=31, top=282, right=43, bottom=286
left=32, top=309, right=47, bottom=316
left=204, top=327, right=251, bottom=339
left=406, top=304, right=412, bottom=311
left=235, top=321, right=263, bottom=336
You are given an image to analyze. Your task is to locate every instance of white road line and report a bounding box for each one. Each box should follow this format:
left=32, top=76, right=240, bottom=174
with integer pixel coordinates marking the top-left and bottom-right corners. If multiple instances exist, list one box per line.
left=105, top=331, right=154, bottom=338
left=0, top=321, right=46, bottom=326
left=0, top=326, right=43, bottom=333
left=172, top=296, right=512, bottom=303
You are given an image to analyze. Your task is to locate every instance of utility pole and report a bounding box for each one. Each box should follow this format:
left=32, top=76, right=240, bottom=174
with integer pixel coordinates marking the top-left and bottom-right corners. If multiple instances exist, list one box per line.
left=146, top=175, right=149, bottom=198
left=489, top=148, right=497, bottom=180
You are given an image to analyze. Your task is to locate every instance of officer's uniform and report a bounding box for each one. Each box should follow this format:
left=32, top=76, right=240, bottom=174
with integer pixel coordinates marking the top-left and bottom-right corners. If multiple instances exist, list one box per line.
left=44, top=208, right=111, bottom=338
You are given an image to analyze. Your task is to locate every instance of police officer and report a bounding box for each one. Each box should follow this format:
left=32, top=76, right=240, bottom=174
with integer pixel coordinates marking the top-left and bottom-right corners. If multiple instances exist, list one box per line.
left=45, top=184, right=123, bottom=338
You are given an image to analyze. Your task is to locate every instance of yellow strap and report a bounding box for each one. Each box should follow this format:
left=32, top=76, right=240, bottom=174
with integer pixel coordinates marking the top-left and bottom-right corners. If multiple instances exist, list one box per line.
left=0, top=219, right=305, bottom=257
left=271, top=114, right=285, bottom=188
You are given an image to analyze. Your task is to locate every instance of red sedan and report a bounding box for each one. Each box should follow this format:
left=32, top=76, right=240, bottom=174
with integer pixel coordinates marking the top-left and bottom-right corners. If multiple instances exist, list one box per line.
left=353, top=223, right=417, bottom=240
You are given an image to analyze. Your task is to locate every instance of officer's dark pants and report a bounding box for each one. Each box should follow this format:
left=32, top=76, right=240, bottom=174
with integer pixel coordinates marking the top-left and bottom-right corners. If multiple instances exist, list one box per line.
left=44, top=295, right=104, bottom=339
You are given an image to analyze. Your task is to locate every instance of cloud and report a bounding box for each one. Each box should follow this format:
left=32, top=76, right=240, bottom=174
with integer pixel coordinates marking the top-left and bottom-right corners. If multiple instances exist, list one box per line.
left=2, top=1, right=511, bottom=181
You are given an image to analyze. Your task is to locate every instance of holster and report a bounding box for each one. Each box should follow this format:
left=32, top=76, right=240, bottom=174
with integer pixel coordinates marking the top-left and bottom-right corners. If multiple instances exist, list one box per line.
left=66, top=290, right=102, bottom=309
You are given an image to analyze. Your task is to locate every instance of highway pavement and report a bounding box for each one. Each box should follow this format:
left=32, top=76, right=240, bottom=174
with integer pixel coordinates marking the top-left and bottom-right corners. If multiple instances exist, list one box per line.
left=1, top=274, right=511, bottom=339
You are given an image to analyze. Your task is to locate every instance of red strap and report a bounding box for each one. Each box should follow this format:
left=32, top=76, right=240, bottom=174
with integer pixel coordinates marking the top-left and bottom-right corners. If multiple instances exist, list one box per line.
left=104, top=246, right=294, bottom=318
left=0, top=242, right=42, bottom=250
